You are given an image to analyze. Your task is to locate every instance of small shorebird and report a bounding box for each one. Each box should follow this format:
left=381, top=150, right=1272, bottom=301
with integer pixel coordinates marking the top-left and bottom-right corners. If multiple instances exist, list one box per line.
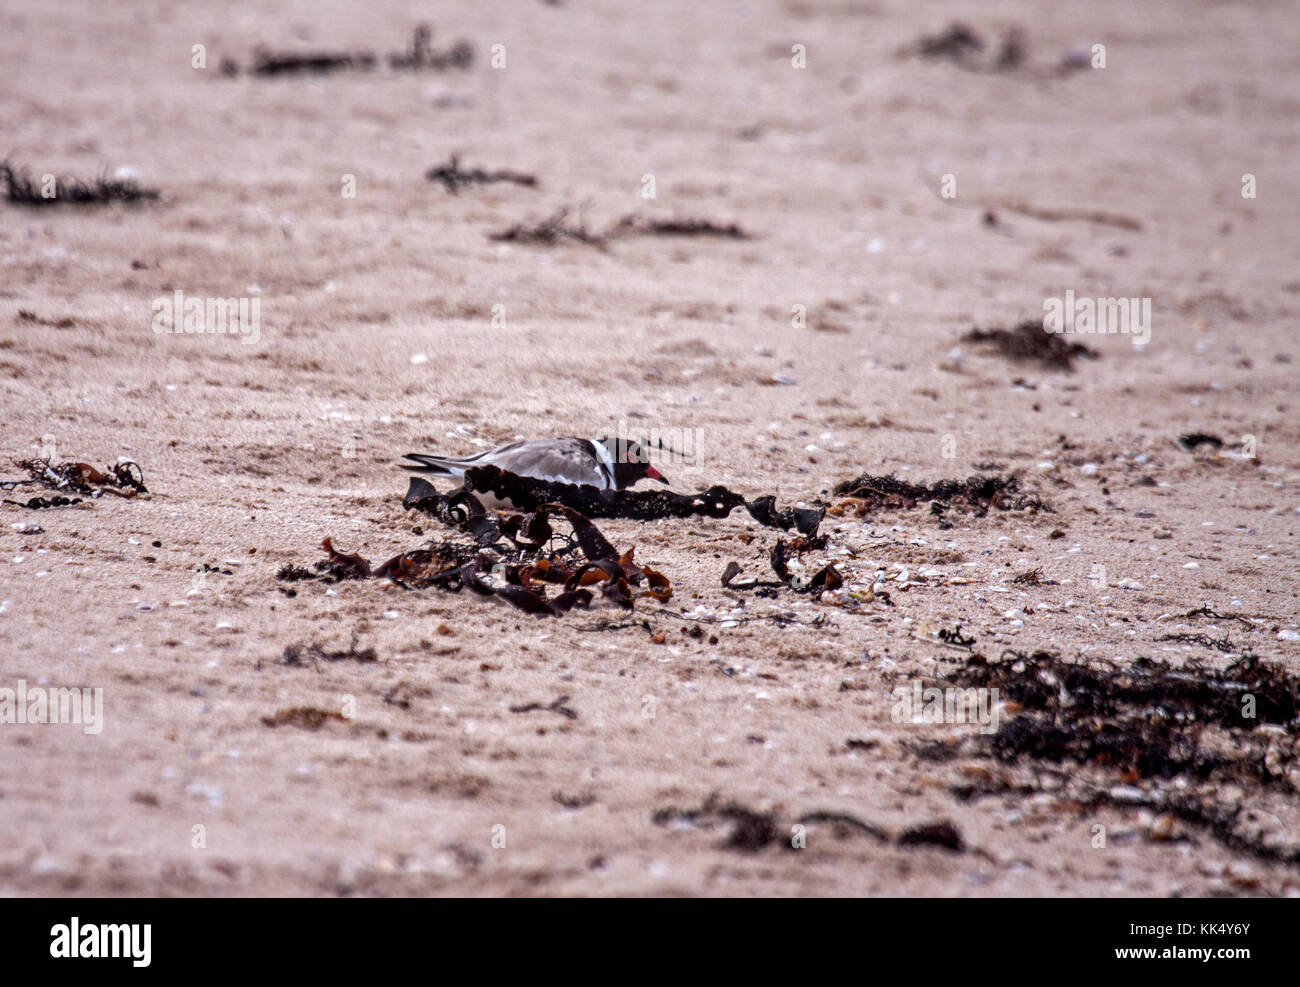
left=402, top=436, right=669, bottom=501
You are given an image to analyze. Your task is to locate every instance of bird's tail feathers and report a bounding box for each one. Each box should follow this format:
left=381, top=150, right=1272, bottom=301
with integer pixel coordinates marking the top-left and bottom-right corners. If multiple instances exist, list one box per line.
left=401, top=453, right=464, bottom=475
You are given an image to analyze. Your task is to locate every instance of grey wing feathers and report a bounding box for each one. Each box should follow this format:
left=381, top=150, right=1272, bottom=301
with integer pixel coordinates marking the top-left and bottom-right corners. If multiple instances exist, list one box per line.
left=486, top=438, right=606, bottom=486
left=401, top=438, right=612, bottom=488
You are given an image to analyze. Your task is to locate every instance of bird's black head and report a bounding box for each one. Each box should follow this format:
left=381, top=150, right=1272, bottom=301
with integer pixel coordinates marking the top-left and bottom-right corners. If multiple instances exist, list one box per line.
left=597, top=436, right=670, bottom=490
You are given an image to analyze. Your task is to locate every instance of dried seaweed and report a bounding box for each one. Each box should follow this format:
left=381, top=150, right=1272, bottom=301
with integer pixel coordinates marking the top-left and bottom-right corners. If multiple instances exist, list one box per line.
left=914, top=23, right=984, bottom=61
left=248, top=49, right=376, bottom=76
left=897, top=820, right=965, bottom=852
left=405, top=467, right=823, bottom=536
left=796, top=811, right=889, bottom=842
left=720, top=805, right=778, bottom=852
left=29, top=171, right=133, bottom=210
left=260, top=706, right=349, bottom=729
left=653, top=797, right=966, bottom=854
left=929, top=651, right=1300, bottom=802
left=4, top=457, right=147, bottom=499
left=296, top=499, right=671, bottom=618
left=831, top=471, right=1048, bottom=514
left=3, top=495, right=83, bottom=509
left=1157, top=631, right=1254, bottom=656
left=1, top=160, right=160, bottom=207
left=995, top=200, right=1143, bottom=232
left=17, top=309, right=77, bottom=328
left=768, top=537, right=842, bottom=594
left=938, top=624, right=977, bottom=648
left=1180, top=605, right=1257, bottom=628
left=226, top=25, right=471, bottom=77
left=919, top=649, right=1300, bottom=863
left=962, top=321, right=1100, bottom=372
left=1176, top=432, right=1224, bottom=452
left=319, top=537, right=375, bottom=579
left=908, top=22, right=1023, bottom=74
left=1082, top=789, right=1300, bottom=867
left=607, top=215, right=752, bottom=240
left=489, top=208, right=607, bottom=248
left=274, top=563, right=325, bottom=583
left=720, top=560, right=782, bottom=591
left=280, top=636, right=378, bottom=669
left=508, top=694, right=578, bottom=720
left=426, top=154, right=537, bottom=194
left=489, top=209, right=753, bottom=247
left=954, top=650, right=1297, bottom=730
left=386, top=25, right=472, bottom=71
left=651, top=795, right=777, bottom=852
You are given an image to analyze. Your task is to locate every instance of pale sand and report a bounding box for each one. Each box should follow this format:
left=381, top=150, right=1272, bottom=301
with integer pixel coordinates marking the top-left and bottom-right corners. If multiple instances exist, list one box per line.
left=1, top=0, right=1298, bottom=896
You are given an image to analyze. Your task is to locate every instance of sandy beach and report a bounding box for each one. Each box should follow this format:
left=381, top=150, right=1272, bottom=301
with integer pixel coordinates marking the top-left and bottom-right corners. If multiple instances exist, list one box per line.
left=1, top=0, right=1298, bottom=896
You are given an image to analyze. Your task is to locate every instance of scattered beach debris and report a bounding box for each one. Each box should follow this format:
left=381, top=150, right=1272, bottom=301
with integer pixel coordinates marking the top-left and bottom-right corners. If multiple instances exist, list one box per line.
left=260, top=706, right=349, bottom=730
left=244, top=47, right=375, bottom=76
left=405, top=467, right=824, bottom=535
left=938, top=624, right=977, bottom=648
left=280, top=635, right=378, bottom=669
left=489, top=207, right=607, bottom=248
left=1179, top=605, right=1258, bottom=628
left=935, top=174, right=1145, bottom=233
left=508, top=694, right=578, bottom=720
left=720, top=560, right=781, bottom=592
left=553, top=791, right=597, bottom=809
left=489, top=209, right=753, bottom=247
left=223, top=25, right=471, bottom=77
left=897, top=820, right=965, bottom=852
left=796, top=811, right=889, bottom=842
left=830, top=471, right=1049, bottom=515
left=922, top=648, right=1300, bottom=862
left=318, top=538, right=375, bottom=579
left=769, top=537, right=842, bottom=594
left=651, top=796, right=778, bottom=853
left=1176, top=432, right=1224, bottom=452
left=425, top=155, right=537, bottom=194
left=653, top=795, right=967, bottom=854
left=955, top=650, right=1297, bottom=738
left=962, top=321, right=1100, bottom=372
left=4, top=495, right=83, bottom=510
left=908, top=23, right=1112, bottom=81
left=992, top=200, right=1143, bottom=232
left=915, top=22, right=984, bottom=62
left=386, top=24, right=472, bottom=71
left=17, top=310, right=77, bottom=328
left=606, top=215, right=752, bottom=240
left=288, top=499, right=673, bottom=618
left=907, top=22, right=1025, bottom=73
left=1157, top=631, right=1254, bottom=656
left=3, top=456, right=147, bottom=506
left=1, top=160, right=159, bottom=207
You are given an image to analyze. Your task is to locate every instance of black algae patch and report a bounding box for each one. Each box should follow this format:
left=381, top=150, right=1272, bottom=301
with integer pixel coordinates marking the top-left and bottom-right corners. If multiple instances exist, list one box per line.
left=962, top=320, right=1100, bottom=372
